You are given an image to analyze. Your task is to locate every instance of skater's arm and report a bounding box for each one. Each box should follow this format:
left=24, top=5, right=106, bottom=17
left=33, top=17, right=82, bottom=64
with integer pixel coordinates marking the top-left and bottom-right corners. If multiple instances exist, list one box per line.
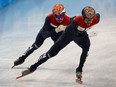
left=42, top=16, right=56, bottom=38
left=95, top=13, right=100, bottom=22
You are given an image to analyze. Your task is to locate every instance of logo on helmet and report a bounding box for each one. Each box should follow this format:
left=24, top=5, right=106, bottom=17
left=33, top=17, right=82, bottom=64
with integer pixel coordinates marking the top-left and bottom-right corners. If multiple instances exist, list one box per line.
left=52, top=4, right=66, bottom=16
left=82, top=6, right=95, bottom=19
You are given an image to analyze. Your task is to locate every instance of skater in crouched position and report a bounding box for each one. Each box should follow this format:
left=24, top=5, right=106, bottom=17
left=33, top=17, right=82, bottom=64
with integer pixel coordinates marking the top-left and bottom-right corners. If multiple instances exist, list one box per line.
left=22, top=6, right=100, bottom=79
left=12, top=4, right=72, bottom=68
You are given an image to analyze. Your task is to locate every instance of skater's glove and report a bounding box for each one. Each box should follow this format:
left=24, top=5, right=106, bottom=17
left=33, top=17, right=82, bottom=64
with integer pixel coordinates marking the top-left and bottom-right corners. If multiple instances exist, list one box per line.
left=55, top=25, right=66, bottom=33
left=85, top=27, right=92, bottom=31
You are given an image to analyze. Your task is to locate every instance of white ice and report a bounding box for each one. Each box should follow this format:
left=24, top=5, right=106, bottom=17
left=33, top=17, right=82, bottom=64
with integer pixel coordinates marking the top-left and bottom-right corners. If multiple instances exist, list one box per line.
left=0, top=0, right=116, bottom=87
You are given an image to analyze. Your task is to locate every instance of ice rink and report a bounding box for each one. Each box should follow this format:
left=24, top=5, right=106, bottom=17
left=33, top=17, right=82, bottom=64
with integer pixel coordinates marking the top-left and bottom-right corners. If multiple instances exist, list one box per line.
left=0, top=0, right=116, bottom=87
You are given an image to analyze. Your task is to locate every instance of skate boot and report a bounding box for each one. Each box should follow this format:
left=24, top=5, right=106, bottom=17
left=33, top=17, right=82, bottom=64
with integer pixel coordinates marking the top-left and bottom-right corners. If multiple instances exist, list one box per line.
left=12, top=58, right=25, bottom=68
left=22, top=68, right=33, bottom=76
left=76, top=71, right=82, bottom=78
left=75, top=71, right=83, bottom=84
left=16, top=66, right=37, bottom=79
left=23, top=64, right=37, bottom=75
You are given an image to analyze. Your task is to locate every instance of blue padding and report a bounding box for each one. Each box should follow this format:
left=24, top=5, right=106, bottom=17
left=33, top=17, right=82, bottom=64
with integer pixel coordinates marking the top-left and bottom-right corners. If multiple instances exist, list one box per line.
left=0, top=0, right=16, bottom=8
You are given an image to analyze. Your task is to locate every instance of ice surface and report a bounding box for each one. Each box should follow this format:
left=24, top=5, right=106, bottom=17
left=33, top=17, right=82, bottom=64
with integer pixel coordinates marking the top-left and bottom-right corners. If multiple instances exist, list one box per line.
left=0, top=0, right=116, bottom=87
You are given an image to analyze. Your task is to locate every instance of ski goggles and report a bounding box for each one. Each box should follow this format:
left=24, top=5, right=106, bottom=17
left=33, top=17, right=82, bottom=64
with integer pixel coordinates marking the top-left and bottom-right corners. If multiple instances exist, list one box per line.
left=55, top=14, right=65, bottom=19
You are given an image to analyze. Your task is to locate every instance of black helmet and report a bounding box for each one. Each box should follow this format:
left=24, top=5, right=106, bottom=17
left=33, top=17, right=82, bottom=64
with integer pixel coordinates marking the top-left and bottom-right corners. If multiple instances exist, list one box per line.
left=82, top=6, right=96, bottom=19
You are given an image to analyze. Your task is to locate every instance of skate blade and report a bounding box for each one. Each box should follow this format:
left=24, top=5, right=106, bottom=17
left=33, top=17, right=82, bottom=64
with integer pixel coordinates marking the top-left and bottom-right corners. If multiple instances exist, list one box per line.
left=16, top=72, right=33, bottom=79
left=16, top=75, right=24, bottom=79
left=75, top=78, right=83, bottom=84
left=11, top=65, right=16, bottom=69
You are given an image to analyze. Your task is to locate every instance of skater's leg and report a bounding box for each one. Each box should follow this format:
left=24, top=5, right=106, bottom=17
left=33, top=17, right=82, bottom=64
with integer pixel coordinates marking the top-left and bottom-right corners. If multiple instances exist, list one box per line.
left=76, top=47, right=89, bottom=72
left=23, top=27, right=73, bottom=73
left=29, top=34, right=72, bottom=72
left=51, top=32, right=62, bottom=42
left=29, top=42, right=69, bottom=72
left=14, top=34, right=45, bottom=66
left=74, top=35, right=90, bottom=73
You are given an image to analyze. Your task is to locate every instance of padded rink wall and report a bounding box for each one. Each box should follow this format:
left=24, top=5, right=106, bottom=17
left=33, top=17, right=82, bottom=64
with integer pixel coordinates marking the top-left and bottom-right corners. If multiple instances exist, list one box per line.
left=0, top=0, right=16, bottom=8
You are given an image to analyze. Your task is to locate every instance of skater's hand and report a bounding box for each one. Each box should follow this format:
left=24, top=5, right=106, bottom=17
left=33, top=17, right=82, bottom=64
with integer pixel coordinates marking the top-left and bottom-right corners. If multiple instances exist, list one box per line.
left=55, top=25, right=66, bottom=33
